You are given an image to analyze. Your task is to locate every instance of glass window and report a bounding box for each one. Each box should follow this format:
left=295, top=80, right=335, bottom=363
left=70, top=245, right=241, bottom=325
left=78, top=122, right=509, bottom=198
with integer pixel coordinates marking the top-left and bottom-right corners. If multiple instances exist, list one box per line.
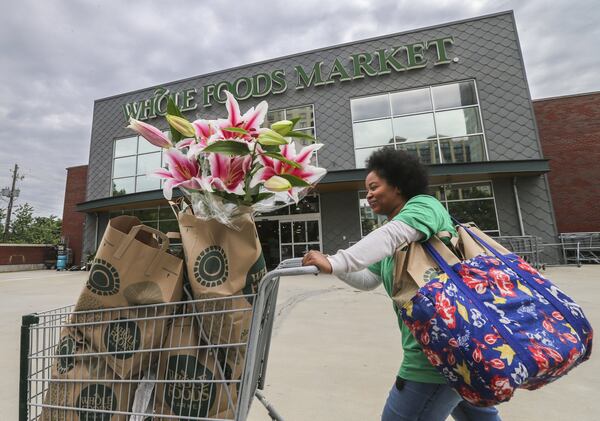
left=439, top=135, right=485, bottom=164
left=351, top=81, right=487, bottom=166
left=354, top=146, right=383, bottom=169
left=265, top=110, right=285, bottom=127
left=432, top=182, right=499, bottom=234
left=112, top=178, right=135, bottom=196
left=448, top=200, right=498, bottom=231
left=113, top=156, right=136, bottom=178
left=396, top=140, right=440, bottom=165
left=135, top=175, right=160, bottom=192
left=306, top=220, right=320, bottom=242
left=137, top=152, right=162, bottom=175
left=159, top=219, right=179, bottom=234
left=432, top=81, right=477, bottom=110
left=280, top=222, right=292, bottom=243
left=351, top=94, right=390, bottom=121
left=294, top=244, right=307, bottom=258
left=353, top=119, right=394, bottom=149
left=392, top=114, right=436, bottom=142
left=293, top=221, right=306, bottom=243
left=138, top=137, right=162, bottom=154
left=435, top=108, right=482, bottom=138
left=286, top=106, right=314, bottom=129
left=133, top=208, right=159, bottom=222
left=390, top=88, right=432, bottom=115
left=159, top=206, right=177, bottom=220
left=281, top=245, right=293, bottom=260
left=114, top=137, right=137, bottom=157
left=290, top=195, right=320, bottom=214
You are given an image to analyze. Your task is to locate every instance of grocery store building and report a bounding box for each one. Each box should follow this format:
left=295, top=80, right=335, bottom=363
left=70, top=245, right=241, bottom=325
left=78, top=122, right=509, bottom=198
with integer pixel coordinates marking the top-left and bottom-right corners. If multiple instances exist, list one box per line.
left=76, top=11, right=559, bottom=268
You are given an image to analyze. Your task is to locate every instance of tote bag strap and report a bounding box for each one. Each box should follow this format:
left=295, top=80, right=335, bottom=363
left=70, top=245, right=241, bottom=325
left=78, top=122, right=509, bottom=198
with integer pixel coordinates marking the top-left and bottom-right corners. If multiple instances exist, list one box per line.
left=114, top=225, right=171, bottom=276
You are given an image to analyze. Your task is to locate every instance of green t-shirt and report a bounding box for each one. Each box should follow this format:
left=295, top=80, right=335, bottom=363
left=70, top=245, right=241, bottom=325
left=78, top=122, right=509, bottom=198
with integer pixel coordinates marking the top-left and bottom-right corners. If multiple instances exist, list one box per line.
left=368, top=194, right=457, bottom=383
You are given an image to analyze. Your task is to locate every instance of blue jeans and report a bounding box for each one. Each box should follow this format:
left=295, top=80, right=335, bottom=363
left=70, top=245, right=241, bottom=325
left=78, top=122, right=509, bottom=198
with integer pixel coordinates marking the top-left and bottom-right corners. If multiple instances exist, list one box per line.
left=381, top=378, right=501, bottom=421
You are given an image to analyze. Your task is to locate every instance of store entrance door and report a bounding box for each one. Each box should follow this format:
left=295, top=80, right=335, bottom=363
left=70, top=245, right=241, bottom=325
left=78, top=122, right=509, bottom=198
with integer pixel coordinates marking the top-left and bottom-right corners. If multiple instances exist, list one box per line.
left=256, top=220, right=280, bottom=270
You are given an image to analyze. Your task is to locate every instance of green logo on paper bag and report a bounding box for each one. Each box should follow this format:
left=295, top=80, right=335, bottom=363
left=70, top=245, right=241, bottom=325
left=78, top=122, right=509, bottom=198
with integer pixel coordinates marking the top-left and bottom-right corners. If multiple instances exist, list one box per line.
left=103, top=319, right=140, bottom=359
left=423, top=267, right=443, bottom=283
left=76, top=384, right=117, bottom=421
left=194, top=246, right=229, bottom=288
left=243, top=253, right=267, bottom=303
left=87, top=259, right=120, bottom=296
left=165, top=355, right=217, bottom=417
left=56, top=335, right=76, bottom=374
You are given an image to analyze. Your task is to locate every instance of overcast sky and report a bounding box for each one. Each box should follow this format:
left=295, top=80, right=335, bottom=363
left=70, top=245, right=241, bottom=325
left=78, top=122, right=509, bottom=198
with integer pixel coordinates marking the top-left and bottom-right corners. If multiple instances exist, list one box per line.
left=1, top=0, right=599, bottom=218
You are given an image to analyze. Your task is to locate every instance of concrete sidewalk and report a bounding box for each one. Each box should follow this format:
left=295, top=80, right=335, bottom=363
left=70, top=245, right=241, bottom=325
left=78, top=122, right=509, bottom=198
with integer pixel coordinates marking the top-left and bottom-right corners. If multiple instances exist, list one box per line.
left=1, top=266, right=598, bottom=420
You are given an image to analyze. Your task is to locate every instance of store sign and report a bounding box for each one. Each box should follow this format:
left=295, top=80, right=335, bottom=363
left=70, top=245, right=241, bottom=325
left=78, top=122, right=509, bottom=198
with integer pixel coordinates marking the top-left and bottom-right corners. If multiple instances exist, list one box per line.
left=123, top=36, right=454, bottom=121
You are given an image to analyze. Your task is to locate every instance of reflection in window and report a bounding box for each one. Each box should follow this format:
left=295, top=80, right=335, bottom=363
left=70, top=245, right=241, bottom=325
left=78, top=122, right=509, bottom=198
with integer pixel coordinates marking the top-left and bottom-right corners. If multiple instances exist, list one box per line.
left=351, top=94, right=390, bottom=121
left=112, top=135, right=167, bottom=196
left=429, top=181, right=499, bottom=235
left=351, top=80, right=486, bottom=168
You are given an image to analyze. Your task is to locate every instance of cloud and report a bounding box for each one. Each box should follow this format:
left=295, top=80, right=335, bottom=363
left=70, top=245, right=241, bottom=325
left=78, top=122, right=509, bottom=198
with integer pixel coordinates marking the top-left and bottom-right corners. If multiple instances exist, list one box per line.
left=1, top=0, right=598, bottom=217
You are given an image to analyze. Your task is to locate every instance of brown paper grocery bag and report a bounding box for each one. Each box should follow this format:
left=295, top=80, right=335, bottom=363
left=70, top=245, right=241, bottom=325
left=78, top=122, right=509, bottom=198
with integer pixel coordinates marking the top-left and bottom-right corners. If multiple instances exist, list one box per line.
left=76, top=216, right=184, bottom=309
left=70, top=304, right=171, bottom=380
left=177, top=208, right=266, bottom=299
left=153, top=314, right=237, bottom=420
left=457, top=223, right=510, bottom=259
left=41, top=331, right=135, bottom=421
left=392, top=235, right=460, bottom=308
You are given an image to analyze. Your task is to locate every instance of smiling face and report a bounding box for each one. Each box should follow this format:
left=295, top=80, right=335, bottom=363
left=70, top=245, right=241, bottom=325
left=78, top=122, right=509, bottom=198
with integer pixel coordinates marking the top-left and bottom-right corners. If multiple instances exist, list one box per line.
left=365, top=171, right=407, bottom=220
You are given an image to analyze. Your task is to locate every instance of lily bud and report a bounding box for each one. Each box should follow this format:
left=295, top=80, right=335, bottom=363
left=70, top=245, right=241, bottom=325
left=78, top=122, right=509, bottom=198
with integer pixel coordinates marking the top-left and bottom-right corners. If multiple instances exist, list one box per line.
left=258, top=129, right=289, bottom=146
left=127, top=117, right=172, bottom=149
left=264, top=175, right=292, bottom=192
left=166, top=114, right=196, bottom=138
left=271, top=120, right=294, bottom=136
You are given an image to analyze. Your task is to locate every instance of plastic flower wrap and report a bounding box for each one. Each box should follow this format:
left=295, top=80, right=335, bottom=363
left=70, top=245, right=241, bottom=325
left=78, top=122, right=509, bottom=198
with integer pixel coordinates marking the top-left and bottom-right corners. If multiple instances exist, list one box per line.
left=127, top=91, right=326, bottom=228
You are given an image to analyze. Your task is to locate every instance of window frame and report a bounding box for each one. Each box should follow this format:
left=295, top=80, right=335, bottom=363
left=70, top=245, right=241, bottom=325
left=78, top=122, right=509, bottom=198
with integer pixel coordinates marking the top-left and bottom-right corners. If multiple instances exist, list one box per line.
left=350, top=80, right=489, bottom=168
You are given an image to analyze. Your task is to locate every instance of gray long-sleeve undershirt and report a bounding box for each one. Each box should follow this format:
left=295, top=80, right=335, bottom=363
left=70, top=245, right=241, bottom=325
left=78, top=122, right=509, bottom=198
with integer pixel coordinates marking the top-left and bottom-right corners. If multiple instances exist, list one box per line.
left=326, top=220, right=423, bottom=291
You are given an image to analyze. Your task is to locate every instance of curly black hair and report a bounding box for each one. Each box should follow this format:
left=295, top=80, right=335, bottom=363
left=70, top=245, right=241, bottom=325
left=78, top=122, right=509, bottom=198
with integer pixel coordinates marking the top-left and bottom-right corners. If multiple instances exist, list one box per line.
left=365, top=147, right=429, bottom=199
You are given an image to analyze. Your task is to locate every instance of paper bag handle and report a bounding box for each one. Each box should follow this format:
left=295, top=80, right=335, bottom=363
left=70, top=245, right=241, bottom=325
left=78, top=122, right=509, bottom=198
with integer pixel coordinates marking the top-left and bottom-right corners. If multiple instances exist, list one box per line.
left=113, top=225, right=171, bottom=277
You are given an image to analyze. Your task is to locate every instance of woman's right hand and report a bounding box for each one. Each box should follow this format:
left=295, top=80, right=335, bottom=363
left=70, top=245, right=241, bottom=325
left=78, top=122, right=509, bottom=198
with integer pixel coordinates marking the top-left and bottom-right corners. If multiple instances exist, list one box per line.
left=302, top=250, right=332, bottom=274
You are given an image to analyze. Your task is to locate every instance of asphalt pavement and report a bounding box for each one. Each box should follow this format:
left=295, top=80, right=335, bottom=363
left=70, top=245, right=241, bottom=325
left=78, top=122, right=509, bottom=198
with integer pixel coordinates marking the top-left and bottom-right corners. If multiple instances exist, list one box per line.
left=1, top=266, right=598, bottom=420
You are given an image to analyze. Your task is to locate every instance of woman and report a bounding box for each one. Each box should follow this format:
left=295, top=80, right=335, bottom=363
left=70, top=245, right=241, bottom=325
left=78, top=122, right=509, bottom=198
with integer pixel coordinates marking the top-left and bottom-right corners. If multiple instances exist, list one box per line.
left=302, top=148, right=500, bottom=421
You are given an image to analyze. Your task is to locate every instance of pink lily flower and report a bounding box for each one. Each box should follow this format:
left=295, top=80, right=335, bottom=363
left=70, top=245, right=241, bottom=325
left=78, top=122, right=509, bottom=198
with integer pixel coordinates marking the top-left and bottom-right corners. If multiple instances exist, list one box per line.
left=154, top=148, right=201, bottom=200
left=217, top=91, right=268, bottom=141
left=202, top=152, right=252, bottom=195
left=252, top=142, right=326, bottom=201
left=128, top=117, right=172, bottom=149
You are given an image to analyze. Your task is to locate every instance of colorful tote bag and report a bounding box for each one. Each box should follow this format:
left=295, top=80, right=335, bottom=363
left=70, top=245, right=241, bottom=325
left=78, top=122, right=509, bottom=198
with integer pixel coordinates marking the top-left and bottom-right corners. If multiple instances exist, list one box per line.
left=400, top=221, right=593, bottom=406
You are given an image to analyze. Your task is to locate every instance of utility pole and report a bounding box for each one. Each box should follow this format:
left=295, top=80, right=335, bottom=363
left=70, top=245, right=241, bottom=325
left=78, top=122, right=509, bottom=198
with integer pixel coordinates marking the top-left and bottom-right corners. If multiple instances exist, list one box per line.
left=2, top=164, right=24, bottom=241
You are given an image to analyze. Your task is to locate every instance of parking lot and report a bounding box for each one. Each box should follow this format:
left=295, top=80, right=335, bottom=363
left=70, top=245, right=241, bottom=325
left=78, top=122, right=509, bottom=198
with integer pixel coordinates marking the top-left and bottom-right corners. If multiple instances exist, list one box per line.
left=1, top=266, right=598, bottom=420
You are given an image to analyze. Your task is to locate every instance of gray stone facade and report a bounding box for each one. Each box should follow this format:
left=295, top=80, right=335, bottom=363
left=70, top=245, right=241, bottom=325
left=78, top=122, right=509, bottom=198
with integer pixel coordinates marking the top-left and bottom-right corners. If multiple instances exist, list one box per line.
left=82, top=11, right=558, bottom=263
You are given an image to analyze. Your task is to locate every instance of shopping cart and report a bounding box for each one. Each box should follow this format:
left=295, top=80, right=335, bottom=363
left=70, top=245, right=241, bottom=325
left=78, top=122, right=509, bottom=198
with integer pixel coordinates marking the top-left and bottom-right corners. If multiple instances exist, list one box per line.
left=19, top=258, right=318, bottom=421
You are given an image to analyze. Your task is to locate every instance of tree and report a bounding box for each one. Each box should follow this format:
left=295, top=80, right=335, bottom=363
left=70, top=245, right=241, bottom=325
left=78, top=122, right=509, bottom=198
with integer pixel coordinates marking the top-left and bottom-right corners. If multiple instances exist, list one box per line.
left=6, top=203, right=62, bottom=244
left=8, top=203, right=34, bottom=243
left=0, top=207, right=5, bottom=234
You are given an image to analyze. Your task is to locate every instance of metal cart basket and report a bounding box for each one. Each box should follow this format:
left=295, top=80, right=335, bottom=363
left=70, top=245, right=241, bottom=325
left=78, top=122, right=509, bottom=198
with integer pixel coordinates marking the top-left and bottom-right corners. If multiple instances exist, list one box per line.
left=19, top=258, right=317, bottom=421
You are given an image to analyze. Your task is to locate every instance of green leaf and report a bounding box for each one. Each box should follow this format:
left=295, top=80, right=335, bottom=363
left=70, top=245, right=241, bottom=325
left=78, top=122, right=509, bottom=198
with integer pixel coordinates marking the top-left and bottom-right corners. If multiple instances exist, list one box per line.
left=166, top=95, right=183, bottom=117
left=202, top=141, right=251, bottom=155
left=166, top=96, right=184, bottom=143
left=278, top=173, right=311, bottom=187
left=287, top=130, right=316, bottom=140
left=262, top=152, right=301, bottom=169
left=223, top=127, right=250, bottom=135
left=261, top=144, right=280, bottom=153
left=289, top=117, right=301, bottom=129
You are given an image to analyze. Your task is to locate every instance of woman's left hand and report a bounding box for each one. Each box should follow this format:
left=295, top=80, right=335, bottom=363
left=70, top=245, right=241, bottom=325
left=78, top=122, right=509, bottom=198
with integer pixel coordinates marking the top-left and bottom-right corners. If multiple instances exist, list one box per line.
left=302, top=250, right=333, bottom=274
